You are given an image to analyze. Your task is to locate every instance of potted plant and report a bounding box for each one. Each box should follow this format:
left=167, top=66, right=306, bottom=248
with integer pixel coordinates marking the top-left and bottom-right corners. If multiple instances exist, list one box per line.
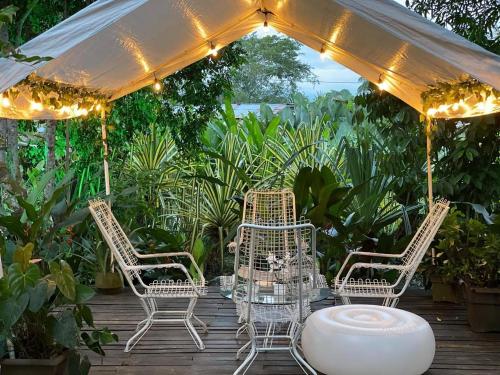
left=0, top=243, right=118, bottom=374
left=94, top=240, right=123, bottom=294
left=453, top=213, right=500, bottom=332
left=421, top=209, right=462, bottom=303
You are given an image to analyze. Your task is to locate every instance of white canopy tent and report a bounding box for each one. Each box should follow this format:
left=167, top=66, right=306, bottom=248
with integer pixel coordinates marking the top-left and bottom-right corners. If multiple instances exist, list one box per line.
left=0, top=0, right=499, bottom=205
left=0, top=0, right=499, bottom=120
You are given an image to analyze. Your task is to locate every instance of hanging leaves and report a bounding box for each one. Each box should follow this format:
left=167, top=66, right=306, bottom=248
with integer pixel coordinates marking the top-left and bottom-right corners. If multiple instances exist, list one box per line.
left=3, top=73, right=111, bottom=117
left=421, top=76, right=500, bottom=118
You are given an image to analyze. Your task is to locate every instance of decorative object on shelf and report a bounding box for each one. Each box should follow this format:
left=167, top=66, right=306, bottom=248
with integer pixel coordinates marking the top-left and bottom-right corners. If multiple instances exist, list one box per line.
left=302, top=305, right=435, bottom=375
left=422, top=75, right=500, bottom=118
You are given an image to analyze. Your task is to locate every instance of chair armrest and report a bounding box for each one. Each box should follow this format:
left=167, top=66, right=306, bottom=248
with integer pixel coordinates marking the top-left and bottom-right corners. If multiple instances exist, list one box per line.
left=337, top=263, right=404, bottom=292
left=335, top=250, right=402, bottom=286
left=132, top=250, right=205, bottom=285
left=351, top=262, right=405, bottom=271
left=350, top=251, right=403, bottom=258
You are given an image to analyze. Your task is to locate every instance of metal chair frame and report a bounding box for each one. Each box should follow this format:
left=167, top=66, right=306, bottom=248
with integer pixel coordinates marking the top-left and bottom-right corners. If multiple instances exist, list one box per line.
left=233, top=222, right=318, bottom=375
left=334, top=199, right=450, bottom=307
left=88, top=198, right=207, bottom=352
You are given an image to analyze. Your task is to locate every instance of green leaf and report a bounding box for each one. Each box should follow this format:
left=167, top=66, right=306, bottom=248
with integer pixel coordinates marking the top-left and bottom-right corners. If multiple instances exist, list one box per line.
left=28, top=280, right=48, bottom=312
left=12, top=243, right=34, bottom=272
left=0, top=298, right=25, bottom=333
left=49, top=260, right=76, bottom=301
left=8, top=263, right=40, bottom=297
left=74, top=284, right=95, bottom=304
left=77, top=305, right=94, bottom=327
left=52, top=310, right=79, bottom=349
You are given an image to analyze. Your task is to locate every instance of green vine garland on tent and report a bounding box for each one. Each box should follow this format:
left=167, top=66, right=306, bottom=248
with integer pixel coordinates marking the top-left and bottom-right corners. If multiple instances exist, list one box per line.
left=1, top=73, right=110, bottom=116
left=421, top=76, right=499, bottom=118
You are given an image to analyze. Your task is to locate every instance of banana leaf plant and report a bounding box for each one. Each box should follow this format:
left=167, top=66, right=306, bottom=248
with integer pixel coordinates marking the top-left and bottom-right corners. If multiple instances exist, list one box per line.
left=0, top=243, right=117, bottom=373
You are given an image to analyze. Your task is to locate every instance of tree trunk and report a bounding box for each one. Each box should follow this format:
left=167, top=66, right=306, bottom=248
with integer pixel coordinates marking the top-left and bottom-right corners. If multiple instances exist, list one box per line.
left=45, top=120, right=56, bottom=198
left=0, top=119, right=6, bottom=164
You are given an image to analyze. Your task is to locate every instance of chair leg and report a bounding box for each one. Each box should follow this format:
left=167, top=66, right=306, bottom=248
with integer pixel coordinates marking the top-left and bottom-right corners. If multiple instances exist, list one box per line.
left=125, top=298, right=154, bottom=353
left=184, top=297, right=205, bottom=350
left=192, top=313, right=208, bottom=333
left=289, top=322, right=317, bottom=375
left=341, top=295, right=351, bottom=305
left=234, top=323, right=258, bottom=375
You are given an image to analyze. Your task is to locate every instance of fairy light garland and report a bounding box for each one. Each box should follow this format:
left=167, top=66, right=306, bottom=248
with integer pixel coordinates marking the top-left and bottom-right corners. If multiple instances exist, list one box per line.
left=1, top=73, right=110, bottom=117
left=422, top=76, right=500, bottom=118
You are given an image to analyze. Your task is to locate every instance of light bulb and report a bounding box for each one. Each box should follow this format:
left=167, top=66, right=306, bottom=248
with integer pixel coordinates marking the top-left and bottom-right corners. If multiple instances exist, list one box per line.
left=451, top=103, right=459, bottom=111
left=80, top=108, right=88, bottom=116
left=320, top=46, right=327, bottom=60
left=30, top=102, right=43, bottom=111
left=377, top=80, right=388, bottom=91
left=477, top=101, right=486, bottom=111
left=95, top=103, right=102, bottom=111
left=437, top=104, right=448, bottom=112
left=1, top=96, right=10, bottom=108
left=209, top=42, right=218, bottom=57
left=427, top=108, right=437, bottom=117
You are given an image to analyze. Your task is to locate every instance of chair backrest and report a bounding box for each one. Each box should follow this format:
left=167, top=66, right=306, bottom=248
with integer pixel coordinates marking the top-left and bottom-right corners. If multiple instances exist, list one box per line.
left=242, top=189, right=296, bottom=225
left=398, top=199, right=450, bottom=287
left=234, top=223, right=316, bottom=323
left=88, top=199, right=140, bottom=282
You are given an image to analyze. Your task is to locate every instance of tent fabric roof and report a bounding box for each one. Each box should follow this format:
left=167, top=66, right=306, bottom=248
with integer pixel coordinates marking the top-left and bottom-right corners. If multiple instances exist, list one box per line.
left=0, top=0, right=499, bottom=120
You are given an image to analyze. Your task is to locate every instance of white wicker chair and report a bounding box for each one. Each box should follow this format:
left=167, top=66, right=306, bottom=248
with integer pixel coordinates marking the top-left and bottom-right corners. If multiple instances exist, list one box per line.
left=334, top=199, right=450, bottom=307
left=233, top=222, right=318, bottom=375
left=88, top=198, right=207, bottom=352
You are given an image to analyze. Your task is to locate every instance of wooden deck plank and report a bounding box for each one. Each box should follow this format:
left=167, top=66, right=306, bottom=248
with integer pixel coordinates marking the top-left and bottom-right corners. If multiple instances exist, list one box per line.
left=87, top=287, right=500, bottom=374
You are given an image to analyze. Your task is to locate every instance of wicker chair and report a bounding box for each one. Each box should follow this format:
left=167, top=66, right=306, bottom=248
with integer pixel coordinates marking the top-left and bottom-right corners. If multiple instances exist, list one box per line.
left=88, top=198, right=207, bottom=352
left=334, top=199, right=449, bottom=307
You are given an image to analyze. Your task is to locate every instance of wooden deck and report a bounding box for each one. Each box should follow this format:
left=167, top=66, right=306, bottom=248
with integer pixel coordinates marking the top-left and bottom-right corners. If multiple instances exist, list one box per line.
left=88, top=287, right=500, bottom=375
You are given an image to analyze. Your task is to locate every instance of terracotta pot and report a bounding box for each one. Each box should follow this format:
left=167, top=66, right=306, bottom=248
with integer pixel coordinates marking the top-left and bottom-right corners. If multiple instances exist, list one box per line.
left=430, top=275, right=461, bottom=303
left=0, top=351, right=68, bottom=375
left=95, top=271, right=123, bottom=294
left=463, top=284, right=500, bottom=333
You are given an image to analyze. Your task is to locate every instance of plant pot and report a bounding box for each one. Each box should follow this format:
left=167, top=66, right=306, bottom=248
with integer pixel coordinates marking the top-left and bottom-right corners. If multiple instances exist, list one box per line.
left=0, top=351, right=68, bottom=375
left=463, top=284, right=500, bottom=333
left=430, top=275, right=461, bottom=303
left=95, top=271, right=123, bottom=294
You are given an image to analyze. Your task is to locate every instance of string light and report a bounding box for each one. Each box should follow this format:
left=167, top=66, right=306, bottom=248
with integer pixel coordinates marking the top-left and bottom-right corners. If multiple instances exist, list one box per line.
left=1, top=93, right=10, bottom=108
left=427, top=107, right=437, bottom=117
left=208, top=42, right=218, bottom=57
left=95, top=103, right=102, bottom=112
left=377, top=75, right=389, bottom=91
left=152, top=74, right=162, bottom=93
left=30, top=101, right=43, bottom=111
left=320, top=46, right=327, bottom=60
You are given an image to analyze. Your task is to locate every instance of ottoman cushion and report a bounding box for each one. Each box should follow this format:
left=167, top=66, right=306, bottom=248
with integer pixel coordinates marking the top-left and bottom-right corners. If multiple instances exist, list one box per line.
left=301, top=305, right=435, bottom=375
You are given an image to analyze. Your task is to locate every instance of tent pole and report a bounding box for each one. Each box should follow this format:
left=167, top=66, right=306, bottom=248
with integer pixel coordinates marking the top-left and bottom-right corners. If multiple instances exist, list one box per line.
left=100, top=109, right=111, bottom=196
left=426, top=117, right=433, bottom=211
left=100, top=108, right=114, bottom=271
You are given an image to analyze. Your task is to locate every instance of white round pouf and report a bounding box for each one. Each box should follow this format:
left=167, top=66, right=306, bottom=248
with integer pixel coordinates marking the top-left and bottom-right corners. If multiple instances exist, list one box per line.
left=301, top=305, right=435, bottom=375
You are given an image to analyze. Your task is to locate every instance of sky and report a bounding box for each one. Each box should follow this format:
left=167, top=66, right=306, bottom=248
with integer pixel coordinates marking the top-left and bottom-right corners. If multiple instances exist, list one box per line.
left=267, top=0, right=406, bottom=99
left=254, top=27, right=361, bottom=99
